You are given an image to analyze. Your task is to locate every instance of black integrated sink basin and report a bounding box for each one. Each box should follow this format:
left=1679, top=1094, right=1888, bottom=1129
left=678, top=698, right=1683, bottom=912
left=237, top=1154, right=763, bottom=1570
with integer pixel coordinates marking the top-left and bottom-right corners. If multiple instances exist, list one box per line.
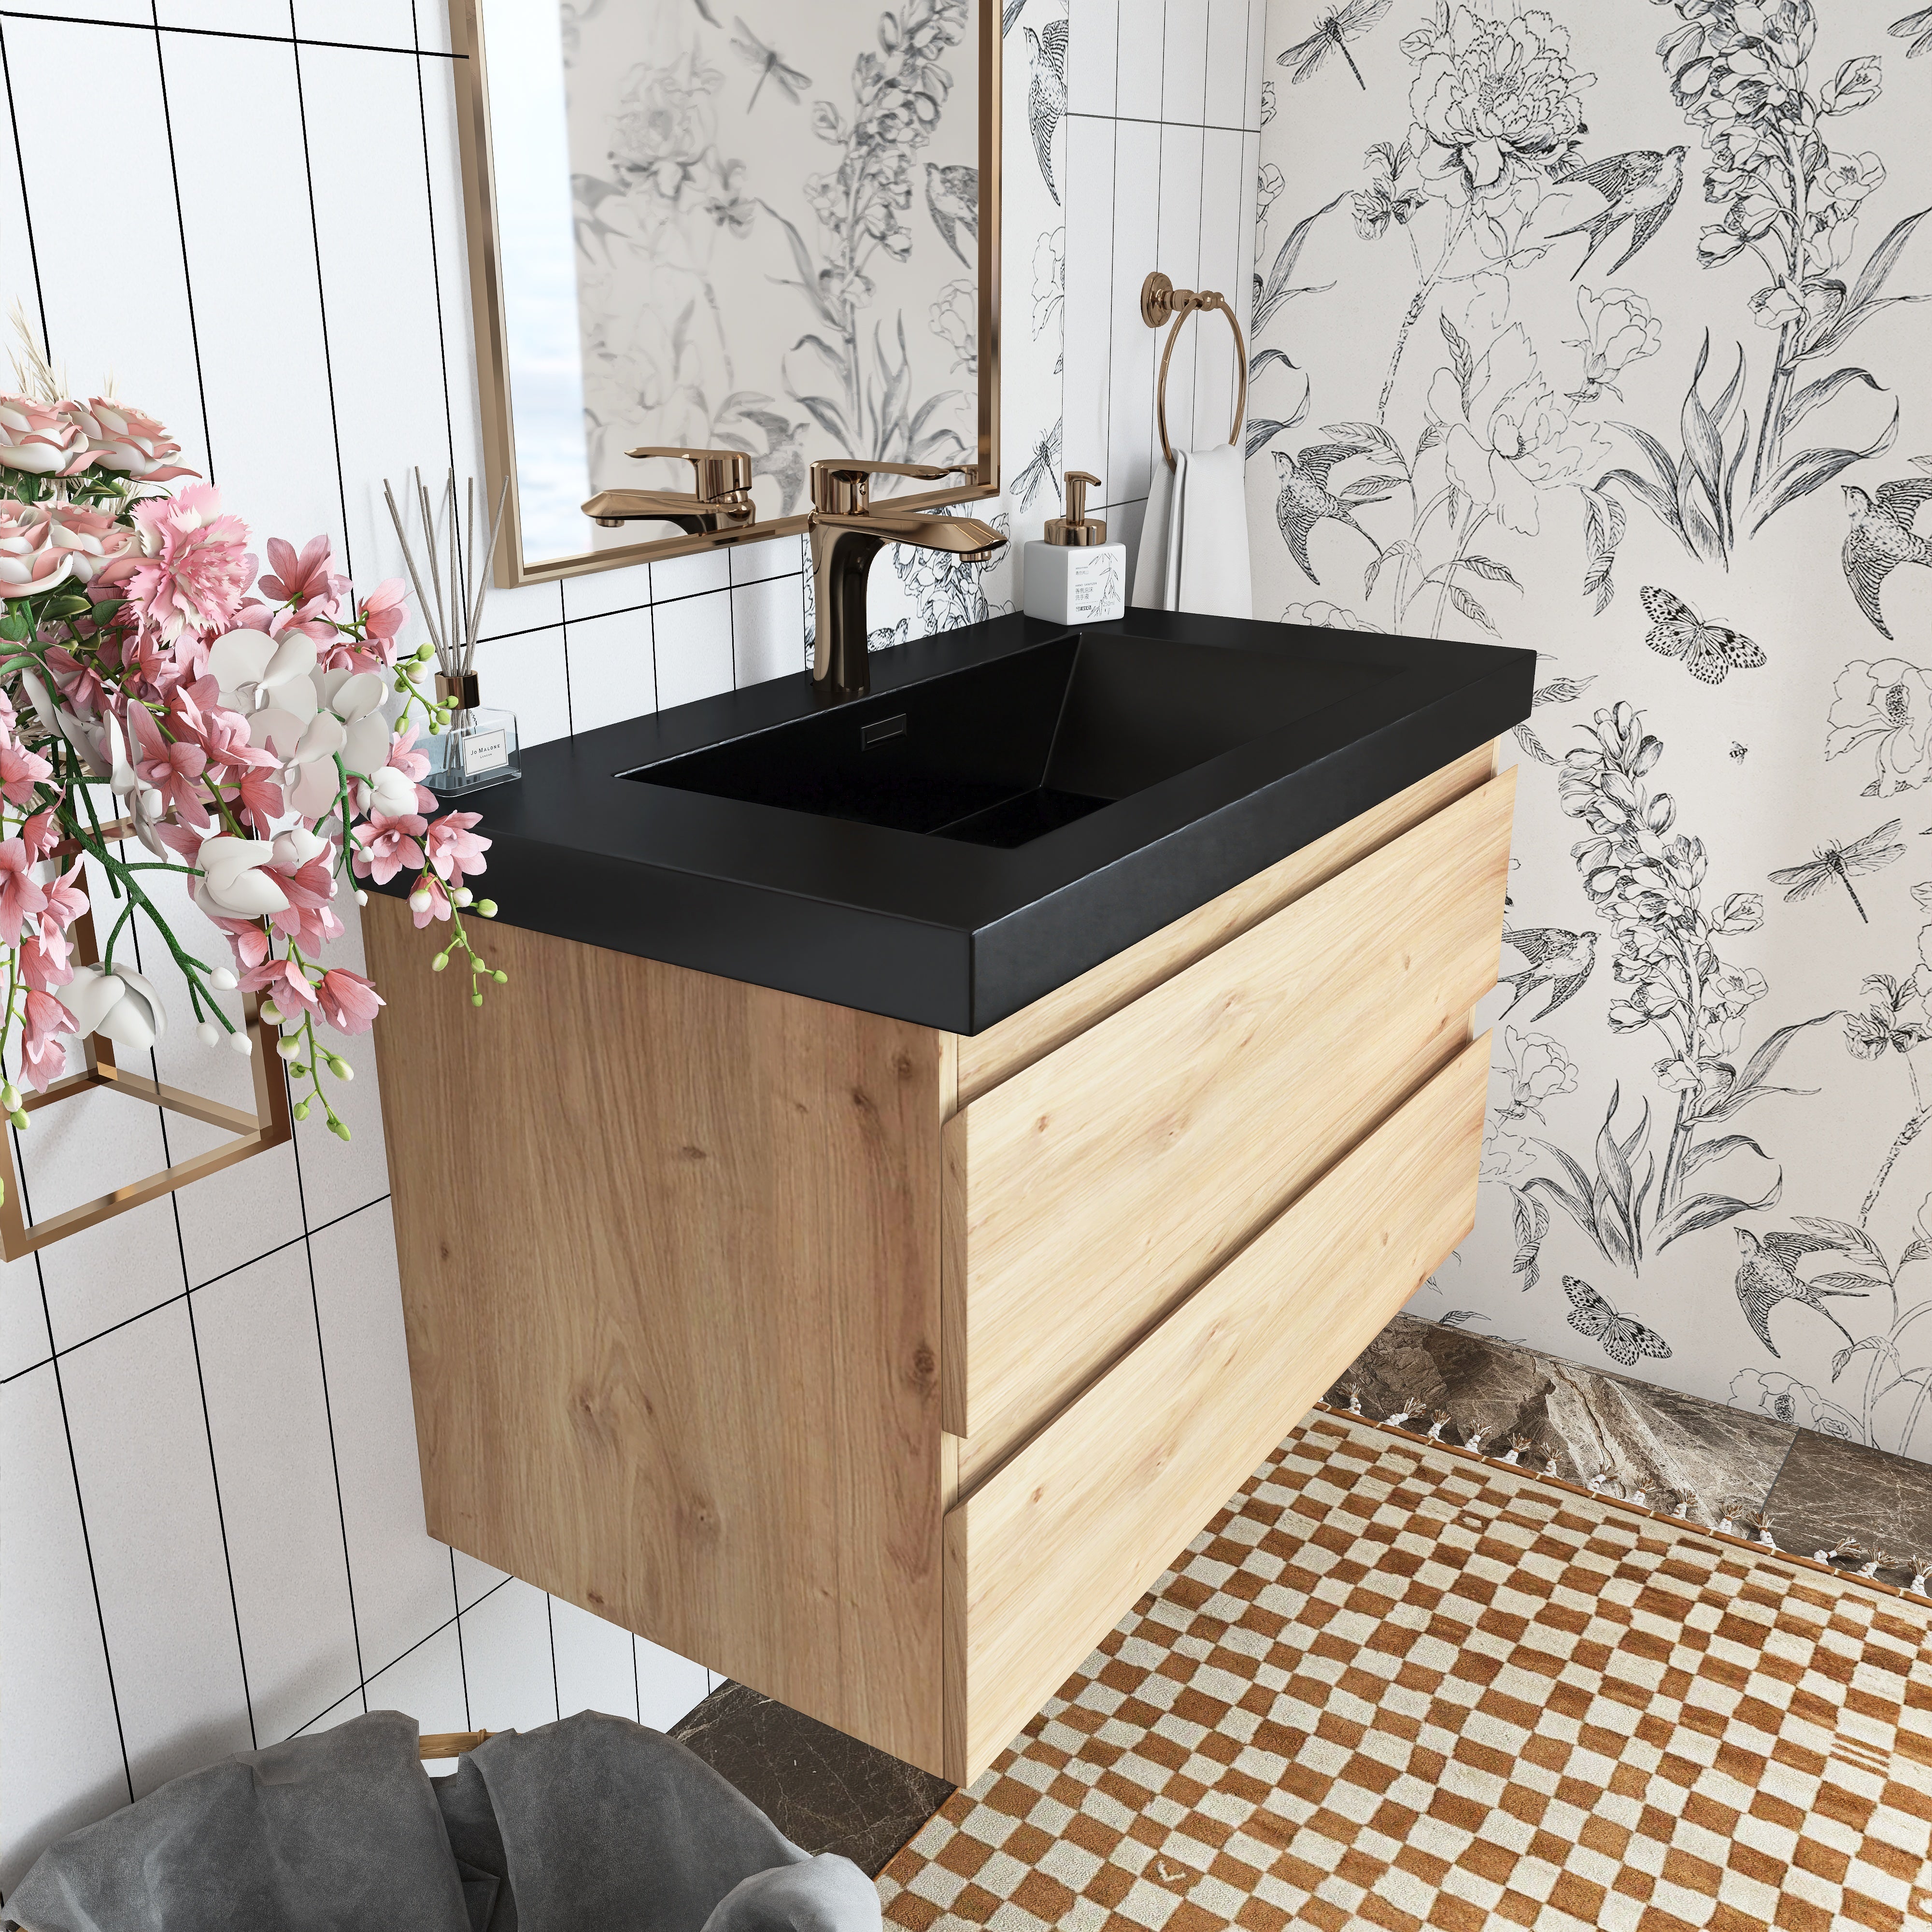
left=626, top=632, right=1395, bottom=848
left=383, top=609, right=1534, bottom=1032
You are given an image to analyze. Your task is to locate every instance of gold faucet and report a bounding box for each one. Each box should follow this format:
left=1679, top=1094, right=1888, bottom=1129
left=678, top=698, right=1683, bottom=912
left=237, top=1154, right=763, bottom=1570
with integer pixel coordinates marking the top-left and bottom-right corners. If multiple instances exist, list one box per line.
left=582, top=447, right=757, bottom=534
left=809, top=460, right=1006, bottom=701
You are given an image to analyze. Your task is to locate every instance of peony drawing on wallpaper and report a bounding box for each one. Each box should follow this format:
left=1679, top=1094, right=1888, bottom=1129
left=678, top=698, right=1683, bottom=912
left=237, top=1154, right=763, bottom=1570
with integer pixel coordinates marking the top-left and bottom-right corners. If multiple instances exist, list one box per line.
left=557, top=0, right=978, bottom=518
left=1250, top=0, right=1932, bottom=1457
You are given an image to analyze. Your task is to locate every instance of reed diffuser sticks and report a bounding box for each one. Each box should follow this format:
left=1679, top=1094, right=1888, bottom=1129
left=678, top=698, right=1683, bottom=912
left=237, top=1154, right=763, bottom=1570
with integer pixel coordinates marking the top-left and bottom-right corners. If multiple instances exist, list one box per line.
left=382, top=468, right=509, bottom=721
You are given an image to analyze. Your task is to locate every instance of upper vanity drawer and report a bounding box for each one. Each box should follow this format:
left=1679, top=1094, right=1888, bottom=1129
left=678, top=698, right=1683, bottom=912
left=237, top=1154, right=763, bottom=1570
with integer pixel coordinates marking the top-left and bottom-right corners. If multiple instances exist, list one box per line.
left=942, top=769, right=1515, bottom=1476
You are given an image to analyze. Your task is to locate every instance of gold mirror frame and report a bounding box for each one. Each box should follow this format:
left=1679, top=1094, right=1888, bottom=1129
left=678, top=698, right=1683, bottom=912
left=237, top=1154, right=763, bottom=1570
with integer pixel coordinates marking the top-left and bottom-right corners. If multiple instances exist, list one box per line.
left=447, top=0, right=1002, bottom=587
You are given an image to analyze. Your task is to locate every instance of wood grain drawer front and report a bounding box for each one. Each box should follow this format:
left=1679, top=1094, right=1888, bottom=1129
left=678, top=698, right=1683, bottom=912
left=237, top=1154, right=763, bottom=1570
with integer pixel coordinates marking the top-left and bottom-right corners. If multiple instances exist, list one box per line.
left=942, top=769, right=1514, bottom=1475
left=942, top=1032, right=1491, bottom=1785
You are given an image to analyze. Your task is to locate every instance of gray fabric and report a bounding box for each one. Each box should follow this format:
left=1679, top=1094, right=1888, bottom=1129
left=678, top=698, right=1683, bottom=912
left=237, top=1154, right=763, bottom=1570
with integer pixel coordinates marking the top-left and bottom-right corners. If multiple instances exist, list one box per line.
left=464, top=1713, right=876, bottom=1932
left=3, top=1708, right=880, bottom=1932
left=2, top=1711, right=470, bottom=1932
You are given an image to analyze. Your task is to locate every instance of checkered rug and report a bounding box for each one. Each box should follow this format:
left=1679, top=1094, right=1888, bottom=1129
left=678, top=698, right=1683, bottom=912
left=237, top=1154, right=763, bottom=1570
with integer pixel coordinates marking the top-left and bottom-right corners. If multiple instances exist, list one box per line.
left=880, top=1410, right=1932, bottom=1932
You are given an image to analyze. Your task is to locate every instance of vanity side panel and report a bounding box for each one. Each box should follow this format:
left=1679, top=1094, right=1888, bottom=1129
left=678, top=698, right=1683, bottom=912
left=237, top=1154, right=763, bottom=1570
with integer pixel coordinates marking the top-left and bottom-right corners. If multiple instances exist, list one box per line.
left=945, top=1035, right=1491, bottom=1783
left=364, top=901, right=947, bottom=1772
left=952, top=741, right=1496, bottom=1105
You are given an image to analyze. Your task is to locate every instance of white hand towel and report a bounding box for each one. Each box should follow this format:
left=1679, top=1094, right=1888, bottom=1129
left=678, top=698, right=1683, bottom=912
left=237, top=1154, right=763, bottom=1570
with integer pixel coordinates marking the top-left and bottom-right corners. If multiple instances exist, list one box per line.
left=1130, top=441, right=1252, bottom=619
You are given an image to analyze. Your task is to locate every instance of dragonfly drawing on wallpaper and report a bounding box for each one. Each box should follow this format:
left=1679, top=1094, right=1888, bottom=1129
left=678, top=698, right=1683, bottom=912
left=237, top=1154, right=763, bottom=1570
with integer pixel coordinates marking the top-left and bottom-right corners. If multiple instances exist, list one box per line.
left=1516, top=704, right=1833, bottom=1276
left=1768, top=819, right=1906, bottom=925
left=1009, top=420, right=1064, bottom=513
left=730, top=17, right=809, bottom=108
left=1279, top=0, right=1394, bottom=91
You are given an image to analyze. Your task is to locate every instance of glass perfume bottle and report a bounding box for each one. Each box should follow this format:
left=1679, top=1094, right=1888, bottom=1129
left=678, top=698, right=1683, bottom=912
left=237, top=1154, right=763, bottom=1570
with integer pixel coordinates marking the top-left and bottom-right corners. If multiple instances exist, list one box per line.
left=425, top=670, right=521, bottom=796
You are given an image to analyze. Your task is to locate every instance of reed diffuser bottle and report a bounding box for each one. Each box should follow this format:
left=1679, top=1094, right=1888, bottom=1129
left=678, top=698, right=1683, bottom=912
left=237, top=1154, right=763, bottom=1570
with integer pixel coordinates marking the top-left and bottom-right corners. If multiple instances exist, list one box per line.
left=384, top=469, right=521, bottom=796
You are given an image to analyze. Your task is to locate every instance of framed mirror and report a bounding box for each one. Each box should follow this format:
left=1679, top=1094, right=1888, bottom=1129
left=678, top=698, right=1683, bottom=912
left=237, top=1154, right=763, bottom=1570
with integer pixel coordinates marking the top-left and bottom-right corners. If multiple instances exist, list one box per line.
left=449, top=0, right=1001, bottom=585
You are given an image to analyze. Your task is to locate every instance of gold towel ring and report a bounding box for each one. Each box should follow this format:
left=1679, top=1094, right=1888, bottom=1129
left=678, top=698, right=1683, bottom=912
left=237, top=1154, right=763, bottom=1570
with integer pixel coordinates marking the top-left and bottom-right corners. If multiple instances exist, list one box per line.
left=1141, top=271, right=1248, bottom=472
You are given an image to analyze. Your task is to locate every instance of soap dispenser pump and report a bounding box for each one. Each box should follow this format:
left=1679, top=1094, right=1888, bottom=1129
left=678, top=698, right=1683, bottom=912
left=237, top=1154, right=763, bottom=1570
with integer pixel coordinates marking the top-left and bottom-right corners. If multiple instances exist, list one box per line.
left=1023, top=470, right=1127, bottom=625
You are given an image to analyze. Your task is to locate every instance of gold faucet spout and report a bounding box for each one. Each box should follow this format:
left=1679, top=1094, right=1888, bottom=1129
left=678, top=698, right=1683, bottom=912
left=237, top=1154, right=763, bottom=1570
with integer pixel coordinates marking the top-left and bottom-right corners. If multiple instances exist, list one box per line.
left=814, top=511, right=1005, bottom=563
left=581, top=487, right=758, bottom=534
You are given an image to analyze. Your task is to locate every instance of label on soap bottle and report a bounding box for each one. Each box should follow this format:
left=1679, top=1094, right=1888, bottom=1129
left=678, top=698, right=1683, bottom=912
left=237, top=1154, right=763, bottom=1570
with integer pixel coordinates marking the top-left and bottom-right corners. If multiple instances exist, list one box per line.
left=1070, top=550, right=1125, bottom=623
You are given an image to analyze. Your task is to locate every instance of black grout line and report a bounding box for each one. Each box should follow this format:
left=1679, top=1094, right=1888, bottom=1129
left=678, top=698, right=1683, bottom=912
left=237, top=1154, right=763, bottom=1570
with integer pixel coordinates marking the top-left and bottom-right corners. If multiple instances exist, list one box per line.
left=150, top=9, right=215, bottom=486
left=34, top=1257, right=136, bottom=1807
left=0, top=1194, right=395, bottom=1386
left=546, top=1593, right=561, bottom=1722
left=451, top=1547, right=472, bottom=1732
left=411, top=0, right=459, bottom=481
left=287, top=3, right=354, bottom=580
left=0, top=12, right=464, bottom=57
left=631, top=1634, right=642, bottom=1726
left=1067, top=111, right=1259, bottom=135
left=0, top=21, right=48, bottom=362
left=478, top=567, right=805, bottom=652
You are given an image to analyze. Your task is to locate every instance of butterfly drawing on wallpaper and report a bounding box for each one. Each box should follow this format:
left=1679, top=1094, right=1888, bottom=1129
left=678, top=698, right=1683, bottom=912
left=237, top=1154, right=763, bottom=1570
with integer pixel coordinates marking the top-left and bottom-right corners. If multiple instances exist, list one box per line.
left=1768, top=819, right=1905, bottom=924
left=1563, top=1277, right=1672, bottom=1367
left=731, top=18, right=810, bottom=109
left=1279, top=0, right=1393, bottom=88
left=1640, top=586, right=1766, bottom=685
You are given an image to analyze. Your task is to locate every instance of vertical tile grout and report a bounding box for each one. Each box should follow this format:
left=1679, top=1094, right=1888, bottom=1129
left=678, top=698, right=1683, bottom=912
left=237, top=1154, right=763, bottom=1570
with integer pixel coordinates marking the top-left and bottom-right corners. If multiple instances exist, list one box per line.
left=149, top=4, right=215, bottom=483
left=0, top=20, right=47, bottom=359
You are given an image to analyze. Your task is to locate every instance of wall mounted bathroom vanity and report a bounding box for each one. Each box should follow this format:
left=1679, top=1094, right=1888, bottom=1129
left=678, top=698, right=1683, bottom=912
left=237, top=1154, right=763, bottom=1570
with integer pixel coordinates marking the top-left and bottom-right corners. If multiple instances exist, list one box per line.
left=368, top=610, right=1531, bottom=1785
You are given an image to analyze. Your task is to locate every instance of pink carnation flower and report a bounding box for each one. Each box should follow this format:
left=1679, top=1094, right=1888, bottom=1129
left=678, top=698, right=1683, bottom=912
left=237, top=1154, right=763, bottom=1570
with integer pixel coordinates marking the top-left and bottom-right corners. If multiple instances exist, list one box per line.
left=0, top=395, right=93, bottom=478
left=425, top=810, right=489, bottom=887
left=63, top=398, right=198, bottom=482
left=350, top=810, right=427, bottom=886
left=125, top=485, right=253, bottom=642
left=0, top=505, right=76, bottom=600
left=316, top=967, right=384, bottom=1034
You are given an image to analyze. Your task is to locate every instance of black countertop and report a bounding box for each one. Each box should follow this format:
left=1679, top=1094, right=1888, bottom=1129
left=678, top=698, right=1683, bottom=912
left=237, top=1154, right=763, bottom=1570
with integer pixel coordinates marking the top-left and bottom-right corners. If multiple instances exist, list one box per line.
left=401, top=609, right=1533, bottom=1034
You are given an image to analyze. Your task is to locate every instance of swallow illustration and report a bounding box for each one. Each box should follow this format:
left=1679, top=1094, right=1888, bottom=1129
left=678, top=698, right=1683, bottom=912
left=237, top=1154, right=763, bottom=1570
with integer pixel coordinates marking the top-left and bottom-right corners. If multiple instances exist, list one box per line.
left=1549, top=147, right=1687, bottom=279
left=1271, top=443, right=1391, bottom=583
left=1496, top=925, right=1597, bottom=1022
left=1734, top=1228, right=1869, bottom=1358
left=925, top=163, right=979, bottom=267
left=1022, top=21, right=1067, bottom=205
left=1842, top=479, right=1932, bottom=639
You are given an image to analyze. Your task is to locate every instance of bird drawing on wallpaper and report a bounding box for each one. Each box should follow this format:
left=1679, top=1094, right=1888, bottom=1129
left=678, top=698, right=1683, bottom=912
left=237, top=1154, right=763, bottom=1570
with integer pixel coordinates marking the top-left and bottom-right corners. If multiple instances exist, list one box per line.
left=1640, top=585, right=1766, bottom=685
left=1890, top=3, right=1932, bottom=57
left=1733, top=1228, right=1869, bottom=1357
left=1768, top=818, right=1905, bottom=923
left=1496, top=925, right=1597, bottom=1022
left=1023, top=21, right=1067, bottom=205
left=1548, top=147, right=1687, bottom=278
left=1278, top=0, right=1394, bottom=89
left=925, top=163, right=979, bottom=267
left=1563, top=1277, right=1671, bottom=1367
left=1841, top=479, right=1932, bottom=639
left=1271, top=444, right=1391, bottom=583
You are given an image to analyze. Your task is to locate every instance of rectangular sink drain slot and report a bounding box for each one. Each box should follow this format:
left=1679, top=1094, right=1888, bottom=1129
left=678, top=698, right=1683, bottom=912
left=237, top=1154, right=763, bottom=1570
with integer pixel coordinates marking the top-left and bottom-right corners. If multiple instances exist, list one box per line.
left=862, top=714, right=908, bottom=749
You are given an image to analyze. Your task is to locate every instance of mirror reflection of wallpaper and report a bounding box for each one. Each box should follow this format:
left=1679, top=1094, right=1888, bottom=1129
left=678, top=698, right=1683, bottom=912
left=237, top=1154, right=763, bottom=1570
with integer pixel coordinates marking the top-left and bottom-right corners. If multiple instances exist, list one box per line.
left=558, top=0, right=979, bottom=532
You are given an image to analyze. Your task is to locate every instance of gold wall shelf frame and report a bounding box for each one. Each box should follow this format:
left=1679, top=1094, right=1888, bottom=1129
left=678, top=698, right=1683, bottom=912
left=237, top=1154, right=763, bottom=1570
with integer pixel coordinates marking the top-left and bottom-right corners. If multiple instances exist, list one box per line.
left=0, top=821, right=291, bottom=1260
left=447, top=0, right=1003, bottom=587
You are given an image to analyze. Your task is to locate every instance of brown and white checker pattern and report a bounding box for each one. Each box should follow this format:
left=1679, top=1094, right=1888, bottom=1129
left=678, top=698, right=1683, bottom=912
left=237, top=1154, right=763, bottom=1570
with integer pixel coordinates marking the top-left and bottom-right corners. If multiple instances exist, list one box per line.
left=880, top=1412, right=1932, bottom=1932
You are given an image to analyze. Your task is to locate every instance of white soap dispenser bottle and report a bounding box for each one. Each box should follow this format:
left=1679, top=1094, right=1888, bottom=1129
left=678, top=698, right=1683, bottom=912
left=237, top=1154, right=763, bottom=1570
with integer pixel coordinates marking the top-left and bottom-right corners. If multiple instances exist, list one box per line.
left=1022, top=470, right=1126, bottom=625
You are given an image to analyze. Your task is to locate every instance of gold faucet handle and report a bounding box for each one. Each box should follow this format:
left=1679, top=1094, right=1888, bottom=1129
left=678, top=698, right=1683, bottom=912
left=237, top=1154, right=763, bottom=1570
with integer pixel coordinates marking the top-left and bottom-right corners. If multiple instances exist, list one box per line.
left=625, top=446, right=753, bottom=502
left=809, top=459, right=977, bottom=513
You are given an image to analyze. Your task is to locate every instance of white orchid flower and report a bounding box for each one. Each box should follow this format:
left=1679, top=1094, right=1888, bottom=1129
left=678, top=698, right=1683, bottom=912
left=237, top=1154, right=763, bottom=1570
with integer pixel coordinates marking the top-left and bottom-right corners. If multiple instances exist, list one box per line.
left=18, top=667, right=59, bottom=735
left=283, top=669, right=391, bottom=821
left=56, top=708, right=111, bottom=778
left=207, top=627, right=319, bottom=759
left=270, top=825, right=331, bottom=875
left=58, top=963, right=168, bottom=1051
left=193, top=835, right=289, bottom=919
left=365, top=764, right=419, bottom=818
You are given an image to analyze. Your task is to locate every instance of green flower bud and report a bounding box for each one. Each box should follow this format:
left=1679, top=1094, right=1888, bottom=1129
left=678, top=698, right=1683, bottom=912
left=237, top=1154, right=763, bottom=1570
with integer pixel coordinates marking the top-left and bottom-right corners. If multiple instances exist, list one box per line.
left=329, top=1119, right=352, bottom=1141
left=432, top=952, right=450, bottom=971
left=492, top=969, right=508, bottom=984
left=476, top=899, right=497, bottom=918
left=294, top=1098, right=311, bottom=1122
left=8, top=1108, right=25, bottom=1131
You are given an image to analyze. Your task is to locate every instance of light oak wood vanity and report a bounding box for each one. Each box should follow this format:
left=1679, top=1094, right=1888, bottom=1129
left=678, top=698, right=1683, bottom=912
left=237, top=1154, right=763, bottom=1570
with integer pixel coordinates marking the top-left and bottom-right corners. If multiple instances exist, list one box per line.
left=368, top=739, right=1513, bottom=1785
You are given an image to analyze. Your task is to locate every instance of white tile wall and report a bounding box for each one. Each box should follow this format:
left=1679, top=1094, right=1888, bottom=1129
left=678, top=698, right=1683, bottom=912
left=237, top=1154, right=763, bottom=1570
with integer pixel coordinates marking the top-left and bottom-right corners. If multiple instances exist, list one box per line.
left=0, top=0, right=1253, bottom=1895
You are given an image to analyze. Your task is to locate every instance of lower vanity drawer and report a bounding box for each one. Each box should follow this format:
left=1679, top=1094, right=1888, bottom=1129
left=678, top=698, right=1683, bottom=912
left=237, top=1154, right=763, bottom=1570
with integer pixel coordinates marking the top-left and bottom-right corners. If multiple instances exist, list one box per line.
left=941, top=1032, right=1491, bottom=1785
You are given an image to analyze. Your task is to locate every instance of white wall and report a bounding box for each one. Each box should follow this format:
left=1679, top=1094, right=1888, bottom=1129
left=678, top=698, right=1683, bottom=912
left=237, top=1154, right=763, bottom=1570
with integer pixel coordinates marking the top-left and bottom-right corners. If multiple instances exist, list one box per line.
left=0, top=0, right=1255, bottom=1893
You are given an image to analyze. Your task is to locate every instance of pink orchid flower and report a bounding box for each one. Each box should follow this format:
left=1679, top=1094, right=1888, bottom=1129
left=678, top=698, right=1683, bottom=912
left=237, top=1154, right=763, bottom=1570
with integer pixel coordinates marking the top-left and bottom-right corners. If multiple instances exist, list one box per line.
left=18, top=810, right=61, bottom=862
left=212, top=915, right=271, bottom=975
left=0, top=734, right=51, bottom=809
left=20, top=987, right=75, bottom=1092
left=316, top=967, right=384, bottom=1035
left=425, top=810, right=490, bottom=887
left=241, top=953, right=319, bottom=1013
left=357, top=578, right=409, bottom=653
left=351, top=810, right=427, bottom=885
left=128, top=705, right=211, bottom=826
left=411, top=873, right=452, bottom=929
left=0, top=837, right=48, bottom=945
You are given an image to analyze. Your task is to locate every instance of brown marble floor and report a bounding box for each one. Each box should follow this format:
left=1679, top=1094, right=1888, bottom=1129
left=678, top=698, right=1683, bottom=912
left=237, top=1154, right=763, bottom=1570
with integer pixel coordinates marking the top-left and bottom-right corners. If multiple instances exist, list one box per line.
left=674, top=1314, right=1932, bottom=1881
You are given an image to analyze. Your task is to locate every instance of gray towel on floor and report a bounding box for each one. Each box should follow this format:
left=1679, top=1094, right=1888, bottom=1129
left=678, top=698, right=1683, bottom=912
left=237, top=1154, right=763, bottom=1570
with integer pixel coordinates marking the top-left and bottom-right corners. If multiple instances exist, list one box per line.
left=1, top=1710, right=470, bottom=1932
left=4, top=1709, right=881, bottom=1932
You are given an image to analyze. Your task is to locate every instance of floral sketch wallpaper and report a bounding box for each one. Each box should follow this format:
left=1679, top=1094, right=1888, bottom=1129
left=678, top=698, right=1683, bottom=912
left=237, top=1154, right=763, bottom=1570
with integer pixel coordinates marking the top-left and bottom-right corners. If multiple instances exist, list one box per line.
left=1250, top=0, right=1932, bottom=1456
left=559, top=0, right=980, bottom=523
